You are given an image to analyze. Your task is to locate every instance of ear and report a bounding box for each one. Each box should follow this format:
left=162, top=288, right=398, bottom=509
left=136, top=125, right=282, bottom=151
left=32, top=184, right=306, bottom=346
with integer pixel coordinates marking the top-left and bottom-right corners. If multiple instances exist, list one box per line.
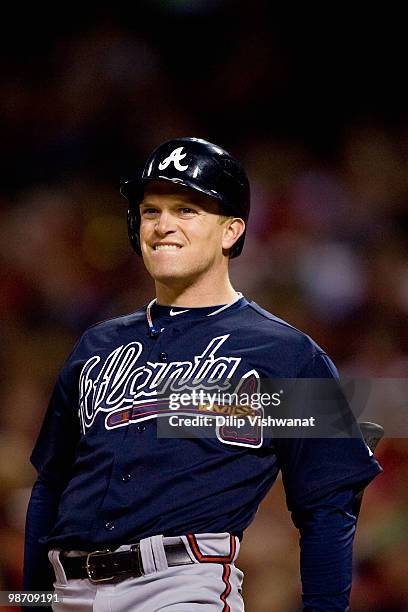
left=222, top=218, right=246, bottom=252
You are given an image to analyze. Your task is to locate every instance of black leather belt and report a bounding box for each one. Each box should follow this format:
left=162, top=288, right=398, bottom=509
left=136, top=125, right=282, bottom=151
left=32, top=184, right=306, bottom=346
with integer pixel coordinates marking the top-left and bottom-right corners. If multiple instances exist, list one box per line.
left=60, top=542, right=193, bottom=583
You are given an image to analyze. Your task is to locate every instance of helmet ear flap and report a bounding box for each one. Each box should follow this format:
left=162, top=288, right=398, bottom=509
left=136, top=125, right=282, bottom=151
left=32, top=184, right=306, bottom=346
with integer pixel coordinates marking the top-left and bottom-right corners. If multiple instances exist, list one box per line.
left=122, top=179, right=144, bottom=256
left=127, top=201, right=142, bottom=255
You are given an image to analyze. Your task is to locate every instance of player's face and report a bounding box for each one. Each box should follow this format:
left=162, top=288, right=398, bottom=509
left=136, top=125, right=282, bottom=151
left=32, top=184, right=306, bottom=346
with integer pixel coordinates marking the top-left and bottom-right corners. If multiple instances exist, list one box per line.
left=139, top=181, right=236, bottom=286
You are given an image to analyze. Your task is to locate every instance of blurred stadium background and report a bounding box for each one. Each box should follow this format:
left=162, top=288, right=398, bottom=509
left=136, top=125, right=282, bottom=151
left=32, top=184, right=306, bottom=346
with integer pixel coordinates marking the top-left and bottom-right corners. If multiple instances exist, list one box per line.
left=1, top=3, right=407, bottom=610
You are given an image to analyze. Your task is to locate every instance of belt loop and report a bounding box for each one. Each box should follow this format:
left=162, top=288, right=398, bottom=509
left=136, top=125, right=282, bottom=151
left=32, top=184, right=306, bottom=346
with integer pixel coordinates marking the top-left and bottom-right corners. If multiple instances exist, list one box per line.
left=139, top=537, right=156, bottom=575
left=151, top=535, right=168, bottom=572
left=48, top=549, right=68, bottom=585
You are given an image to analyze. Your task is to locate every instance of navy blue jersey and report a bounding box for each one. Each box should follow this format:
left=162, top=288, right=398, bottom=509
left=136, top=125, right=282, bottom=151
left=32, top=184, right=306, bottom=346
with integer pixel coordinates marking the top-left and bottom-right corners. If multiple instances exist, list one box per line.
left=30, top=297, right=381, bottom=550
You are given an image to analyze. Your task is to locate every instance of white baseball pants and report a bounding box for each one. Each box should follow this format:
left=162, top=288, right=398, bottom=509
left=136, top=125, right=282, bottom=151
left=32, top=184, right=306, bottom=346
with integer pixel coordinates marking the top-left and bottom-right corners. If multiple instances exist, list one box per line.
left=48, top=533, right=245, bottom=611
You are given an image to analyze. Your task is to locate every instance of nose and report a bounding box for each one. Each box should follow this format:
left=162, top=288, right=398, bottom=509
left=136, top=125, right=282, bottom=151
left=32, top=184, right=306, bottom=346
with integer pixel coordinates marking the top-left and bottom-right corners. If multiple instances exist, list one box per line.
left=154, top=210, right=177, bottom=236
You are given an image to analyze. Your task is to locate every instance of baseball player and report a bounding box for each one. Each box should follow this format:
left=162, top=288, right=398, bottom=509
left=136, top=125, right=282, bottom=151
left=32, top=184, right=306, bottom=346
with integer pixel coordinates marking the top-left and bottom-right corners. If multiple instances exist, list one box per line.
left=23, top=137, right=382, bottom=611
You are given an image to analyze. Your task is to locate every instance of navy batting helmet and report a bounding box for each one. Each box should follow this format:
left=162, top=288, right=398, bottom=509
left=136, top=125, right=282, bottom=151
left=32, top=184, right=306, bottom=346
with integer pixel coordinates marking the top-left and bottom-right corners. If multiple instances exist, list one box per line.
left=120, top=137, right=250, bottom=258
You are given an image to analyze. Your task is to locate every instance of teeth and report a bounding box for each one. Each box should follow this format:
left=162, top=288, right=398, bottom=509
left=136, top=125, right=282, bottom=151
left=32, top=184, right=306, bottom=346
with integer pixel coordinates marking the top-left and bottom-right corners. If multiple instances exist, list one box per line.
left=155, top=244, right=180, bottom=250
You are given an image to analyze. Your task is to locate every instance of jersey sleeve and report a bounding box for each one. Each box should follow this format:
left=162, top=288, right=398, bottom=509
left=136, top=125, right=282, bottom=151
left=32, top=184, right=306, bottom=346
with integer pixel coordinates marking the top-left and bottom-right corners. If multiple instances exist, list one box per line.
left=274, top=348, right=383, bottom=512
left=24, top=340, right=83, bottom=599
left=293, top=487, right=357, bottom=609
left=30, top=340, right=82, bottom=483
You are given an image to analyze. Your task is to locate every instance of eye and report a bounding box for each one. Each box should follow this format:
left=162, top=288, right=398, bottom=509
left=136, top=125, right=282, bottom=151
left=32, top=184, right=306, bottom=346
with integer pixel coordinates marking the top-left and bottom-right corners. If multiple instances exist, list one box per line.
left=178, top=207, right=197, bottom=215
left=140, top=207, right=159, bottom=218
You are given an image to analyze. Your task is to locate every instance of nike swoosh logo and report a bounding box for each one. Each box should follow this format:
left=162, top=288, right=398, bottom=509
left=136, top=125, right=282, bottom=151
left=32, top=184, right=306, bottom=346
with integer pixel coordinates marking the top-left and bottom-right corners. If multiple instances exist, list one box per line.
left=170, top=308, right=190, bottom=316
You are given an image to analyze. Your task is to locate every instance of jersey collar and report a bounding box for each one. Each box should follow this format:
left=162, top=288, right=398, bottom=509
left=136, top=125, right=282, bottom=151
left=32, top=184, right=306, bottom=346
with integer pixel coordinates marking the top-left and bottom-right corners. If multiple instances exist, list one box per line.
left=146, top=293, right=246, bottom=337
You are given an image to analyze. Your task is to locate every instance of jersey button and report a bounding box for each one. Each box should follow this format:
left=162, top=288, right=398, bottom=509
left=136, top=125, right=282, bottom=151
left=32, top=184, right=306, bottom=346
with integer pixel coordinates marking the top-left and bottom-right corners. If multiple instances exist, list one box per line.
left=105, top=521, right=115, bottom=531
left=121, top=474, right=131, bottom=482
left=137, top=423, right=146, bottom=433
left=159, top=352, right=167, bottom=361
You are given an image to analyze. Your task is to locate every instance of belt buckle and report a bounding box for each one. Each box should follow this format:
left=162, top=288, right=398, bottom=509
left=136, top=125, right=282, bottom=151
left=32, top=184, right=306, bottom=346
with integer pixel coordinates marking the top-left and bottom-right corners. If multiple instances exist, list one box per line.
left=85, top=549, right=114, bottom=582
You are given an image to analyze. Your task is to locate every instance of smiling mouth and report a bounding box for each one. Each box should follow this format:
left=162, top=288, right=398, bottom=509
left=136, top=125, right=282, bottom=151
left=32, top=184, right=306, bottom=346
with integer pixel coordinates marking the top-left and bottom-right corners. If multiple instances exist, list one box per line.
left=153, top=244, right=182, bottom=251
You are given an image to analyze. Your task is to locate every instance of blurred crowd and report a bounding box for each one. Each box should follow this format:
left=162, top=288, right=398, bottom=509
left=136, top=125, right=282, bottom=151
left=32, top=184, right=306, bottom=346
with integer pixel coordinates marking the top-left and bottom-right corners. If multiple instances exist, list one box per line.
left=1, top=4, right=407, bottom=610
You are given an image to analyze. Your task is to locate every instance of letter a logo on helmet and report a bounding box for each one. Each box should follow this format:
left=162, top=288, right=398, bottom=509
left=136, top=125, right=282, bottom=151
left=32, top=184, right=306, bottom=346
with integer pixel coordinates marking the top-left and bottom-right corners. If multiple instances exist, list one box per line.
left=158, top=147, right=189, bottom=172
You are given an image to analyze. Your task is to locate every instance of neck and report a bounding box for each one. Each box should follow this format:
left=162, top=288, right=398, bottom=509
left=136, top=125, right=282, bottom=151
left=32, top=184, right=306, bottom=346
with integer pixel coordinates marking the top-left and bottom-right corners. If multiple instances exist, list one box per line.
left=155, top=276, right=239, bottom=307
